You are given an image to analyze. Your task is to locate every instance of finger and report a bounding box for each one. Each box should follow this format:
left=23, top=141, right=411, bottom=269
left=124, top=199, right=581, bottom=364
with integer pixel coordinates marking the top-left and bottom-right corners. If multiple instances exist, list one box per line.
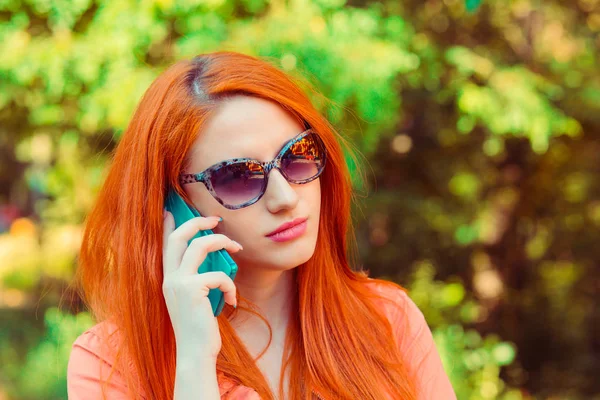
left=169, top=215, right=223, bottom=244
left=187, top=271, right=238, bottom=307
left=178, top=234, right=243, bottom=276
left=165, top=216, right=221, bottom=274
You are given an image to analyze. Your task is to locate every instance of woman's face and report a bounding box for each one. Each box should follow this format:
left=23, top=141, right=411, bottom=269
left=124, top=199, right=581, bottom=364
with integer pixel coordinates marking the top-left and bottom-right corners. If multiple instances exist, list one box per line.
left=183, top=95, right=322, bottom=272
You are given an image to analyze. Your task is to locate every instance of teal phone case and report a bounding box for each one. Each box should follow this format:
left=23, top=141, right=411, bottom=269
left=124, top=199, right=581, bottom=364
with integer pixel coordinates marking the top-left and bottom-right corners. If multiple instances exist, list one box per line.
left=164, top=189, right=238, bottom=317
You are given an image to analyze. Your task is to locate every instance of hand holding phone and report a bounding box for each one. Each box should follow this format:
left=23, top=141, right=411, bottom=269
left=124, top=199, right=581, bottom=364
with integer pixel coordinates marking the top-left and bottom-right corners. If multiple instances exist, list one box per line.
left=162, top=191, right=242, bottom=360
left=164, top=189, right=239, bottom=316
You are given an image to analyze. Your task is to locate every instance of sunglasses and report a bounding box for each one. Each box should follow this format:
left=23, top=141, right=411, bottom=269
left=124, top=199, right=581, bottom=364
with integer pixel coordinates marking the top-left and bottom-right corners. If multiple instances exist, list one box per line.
left=179, top=129, right=327, bottom=210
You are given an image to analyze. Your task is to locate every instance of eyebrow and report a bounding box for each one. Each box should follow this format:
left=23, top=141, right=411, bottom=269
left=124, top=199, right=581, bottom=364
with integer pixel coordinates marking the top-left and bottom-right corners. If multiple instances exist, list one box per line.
left=192, top=129, right=309, bottom=174
left=274, top=131, right=302, bottom=155
left=229, top=129, right=305, bottom=162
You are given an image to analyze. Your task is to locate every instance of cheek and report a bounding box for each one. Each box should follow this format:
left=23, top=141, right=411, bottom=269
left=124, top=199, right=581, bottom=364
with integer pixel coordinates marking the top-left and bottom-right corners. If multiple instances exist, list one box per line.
left=314, top=180, right=322, bottom=206
left=185, top=186, right=225, bottom=219
left=305, top=179, right=322, bottom=213
left=212, top=180, right=322, bottom=249
left=212, top=211, right=263, bottom=244
left=311, top=184, right=322, bottom=229
left=213, top=218, right=267, bottom=264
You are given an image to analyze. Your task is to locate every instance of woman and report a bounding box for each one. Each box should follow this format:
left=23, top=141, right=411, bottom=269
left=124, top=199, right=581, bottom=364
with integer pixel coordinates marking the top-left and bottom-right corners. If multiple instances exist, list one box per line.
left=67, top=51, right=456, bottom=400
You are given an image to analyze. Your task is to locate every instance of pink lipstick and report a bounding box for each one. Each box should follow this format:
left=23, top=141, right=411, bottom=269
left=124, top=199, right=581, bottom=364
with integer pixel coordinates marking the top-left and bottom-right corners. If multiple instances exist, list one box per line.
left=266, top=217, right=308, bottom=242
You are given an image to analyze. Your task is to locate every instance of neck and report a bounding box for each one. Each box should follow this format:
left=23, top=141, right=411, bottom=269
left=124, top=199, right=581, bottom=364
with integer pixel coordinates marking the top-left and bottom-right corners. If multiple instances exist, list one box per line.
left=232, top=266, right=296, bottom=333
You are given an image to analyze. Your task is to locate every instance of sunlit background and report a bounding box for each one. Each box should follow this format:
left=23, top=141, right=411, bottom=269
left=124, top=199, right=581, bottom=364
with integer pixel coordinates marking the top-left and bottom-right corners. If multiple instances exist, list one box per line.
left=1, top=0, right=599, bottom=399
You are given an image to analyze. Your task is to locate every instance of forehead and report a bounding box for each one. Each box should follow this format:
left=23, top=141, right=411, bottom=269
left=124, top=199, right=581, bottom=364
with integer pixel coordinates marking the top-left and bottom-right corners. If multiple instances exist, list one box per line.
left=187, top=95, right=305, bottom=172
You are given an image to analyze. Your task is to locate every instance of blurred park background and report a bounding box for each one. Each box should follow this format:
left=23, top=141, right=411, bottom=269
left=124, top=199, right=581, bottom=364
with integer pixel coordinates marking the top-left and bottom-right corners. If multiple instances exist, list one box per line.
left=0, top=0, right=599, bottom=399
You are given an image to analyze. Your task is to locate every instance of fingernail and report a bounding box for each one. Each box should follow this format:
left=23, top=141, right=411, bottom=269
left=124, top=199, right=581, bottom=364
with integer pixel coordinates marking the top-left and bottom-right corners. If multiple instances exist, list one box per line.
left=209, top=216, right=222, bottom=222
left=233, top=303, right=237, bottom=309
left=232, top=240, right=243, bottom=250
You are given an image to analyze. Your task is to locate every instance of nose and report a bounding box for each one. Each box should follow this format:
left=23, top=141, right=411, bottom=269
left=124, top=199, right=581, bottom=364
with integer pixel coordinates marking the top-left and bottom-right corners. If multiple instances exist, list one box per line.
left=263, top=168, right=299, bottom=213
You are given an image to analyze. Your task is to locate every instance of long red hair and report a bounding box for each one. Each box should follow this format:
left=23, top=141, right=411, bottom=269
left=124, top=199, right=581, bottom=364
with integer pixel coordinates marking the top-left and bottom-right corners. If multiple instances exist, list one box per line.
left=74, top=51, right=418, bottom=400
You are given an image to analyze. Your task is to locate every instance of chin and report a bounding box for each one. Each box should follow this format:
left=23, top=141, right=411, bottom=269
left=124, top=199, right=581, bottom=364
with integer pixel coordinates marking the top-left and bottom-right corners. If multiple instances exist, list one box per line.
left=263, top=236, right=318, bottom=270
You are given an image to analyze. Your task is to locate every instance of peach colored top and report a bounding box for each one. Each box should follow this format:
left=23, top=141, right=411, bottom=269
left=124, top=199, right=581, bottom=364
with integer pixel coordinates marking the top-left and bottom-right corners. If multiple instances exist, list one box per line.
left=67, top=281, right=456, bottom=399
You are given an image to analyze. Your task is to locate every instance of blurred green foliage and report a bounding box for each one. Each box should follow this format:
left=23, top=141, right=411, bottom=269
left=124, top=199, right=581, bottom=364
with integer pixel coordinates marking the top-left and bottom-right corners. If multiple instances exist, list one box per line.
left=2, top=309, right=93, bottom=400
left=1, top=0, right=599, bottom=398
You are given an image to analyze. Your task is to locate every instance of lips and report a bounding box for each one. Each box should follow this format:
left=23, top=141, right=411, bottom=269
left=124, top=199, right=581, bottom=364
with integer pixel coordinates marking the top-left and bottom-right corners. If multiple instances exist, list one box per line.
left=266, top=217, right=308, bottom=237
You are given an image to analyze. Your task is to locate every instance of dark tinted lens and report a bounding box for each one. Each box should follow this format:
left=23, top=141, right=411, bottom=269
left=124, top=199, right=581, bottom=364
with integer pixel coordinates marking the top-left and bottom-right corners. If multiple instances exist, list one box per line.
left=281, top=133, right=326, bottom=181
left=210, top=162, right=265, bottom=206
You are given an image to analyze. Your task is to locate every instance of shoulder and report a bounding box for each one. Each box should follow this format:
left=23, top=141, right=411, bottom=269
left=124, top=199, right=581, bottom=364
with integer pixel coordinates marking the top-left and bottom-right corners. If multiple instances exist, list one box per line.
left=363, top=278, right=426, bottom=345
left=363, top=278, right=457, bottom=399
left=69, top=320, right=259, bottom=399
left=70, top=320, right=121, bottom=366
left=67, top=320, right=132, bottom=398
left=360, top=278, right=431, bottom=353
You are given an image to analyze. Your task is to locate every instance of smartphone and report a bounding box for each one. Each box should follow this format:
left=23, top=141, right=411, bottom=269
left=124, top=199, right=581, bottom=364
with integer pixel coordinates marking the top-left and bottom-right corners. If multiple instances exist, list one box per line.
left=164, top=188, right=238, bottom=317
